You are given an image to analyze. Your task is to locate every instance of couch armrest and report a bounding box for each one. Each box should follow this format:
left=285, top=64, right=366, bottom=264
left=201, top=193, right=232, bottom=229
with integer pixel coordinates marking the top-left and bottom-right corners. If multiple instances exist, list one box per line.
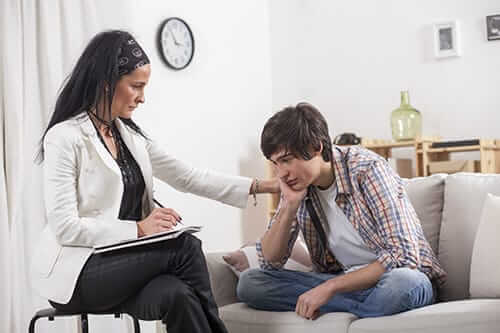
left=206, top=252, right=239, bottom=307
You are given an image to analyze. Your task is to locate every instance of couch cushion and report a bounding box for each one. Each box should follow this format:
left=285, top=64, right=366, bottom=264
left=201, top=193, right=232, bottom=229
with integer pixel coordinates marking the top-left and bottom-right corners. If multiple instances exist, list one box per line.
left=206, top=252, right=239, bottom=306
left=348, top=299, right=500, bottom=333
left=438, top=173, right=500, bottom=301
left=403, top=174, right=446, bottom=255
left=220, top=303, right=357, bottom=333
left=470, top=193, right=500, bottom=298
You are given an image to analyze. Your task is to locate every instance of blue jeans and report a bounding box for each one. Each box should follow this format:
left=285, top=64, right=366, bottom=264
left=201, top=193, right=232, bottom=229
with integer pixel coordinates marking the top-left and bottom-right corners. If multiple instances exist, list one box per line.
left=237, top=267, right=434, bottom=318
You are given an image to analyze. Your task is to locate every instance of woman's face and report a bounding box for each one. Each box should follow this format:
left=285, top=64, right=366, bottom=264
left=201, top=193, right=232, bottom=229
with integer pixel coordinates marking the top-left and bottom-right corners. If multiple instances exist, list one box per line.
left=111, top=64, right=151, bottom=119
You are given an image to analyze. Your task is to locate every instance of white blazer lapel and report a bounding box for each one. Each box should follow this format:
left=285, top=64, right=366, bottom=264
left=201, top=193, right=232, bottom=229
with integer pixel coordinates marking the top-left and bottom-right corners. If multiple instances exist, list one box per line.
left=79, top=116, right=121, bottom=177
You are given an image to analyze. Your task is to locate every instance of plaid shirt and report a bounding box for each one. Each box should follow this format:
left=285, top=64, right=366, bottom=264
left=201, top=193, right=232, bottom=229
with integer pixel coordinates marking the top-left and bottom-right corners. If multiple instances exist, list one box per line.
left=256, top=146, right=447, bottom=285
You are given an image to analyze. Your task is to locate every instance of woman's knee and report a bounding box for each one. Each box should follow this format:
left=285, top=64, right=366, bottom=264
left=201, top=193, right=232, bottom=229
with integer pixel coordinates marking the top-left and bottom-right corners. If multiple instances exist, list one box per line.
left=123, top=275, right=197, bottom=321
left=179, top=233, right=202, bottom=251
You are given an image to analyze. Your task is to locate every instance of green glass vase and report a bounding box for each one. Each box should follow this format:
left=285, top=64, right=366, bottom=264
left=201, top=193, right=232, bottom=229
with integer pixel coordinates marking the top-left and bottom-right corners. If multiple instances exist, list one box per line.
left=391, top=91, right=422, bottom=141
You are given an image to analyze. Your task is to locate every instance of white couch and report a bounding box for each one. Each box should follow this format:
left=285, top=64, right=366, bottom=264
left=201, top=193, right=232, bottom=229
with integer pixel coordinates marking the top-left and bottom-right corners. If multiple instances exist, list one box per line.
left=206, top=173, right=500, bottom=333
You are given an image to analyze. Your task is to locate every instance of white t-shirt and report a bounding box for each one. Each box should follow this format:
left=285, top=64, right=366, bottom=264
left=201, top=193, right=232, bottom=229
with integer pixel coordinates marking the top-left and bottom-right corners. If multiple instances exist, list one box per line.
left=316, top=183, right=377, bottom=273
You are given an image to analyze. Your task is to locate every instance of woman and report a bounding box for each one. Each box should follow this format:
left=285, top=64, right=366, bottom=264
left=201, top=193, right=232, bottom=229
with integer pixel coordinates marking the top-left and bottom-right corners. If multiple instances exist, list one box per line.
left=32, top=30, right=276, bottom=333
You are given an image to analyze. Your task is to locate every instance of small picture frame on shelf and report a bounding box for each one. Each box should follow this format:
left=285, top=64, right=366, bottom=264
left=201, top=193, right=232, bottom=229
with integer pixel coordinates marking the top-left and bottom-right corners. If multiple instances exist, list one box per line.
left=486, top=14, right=500, bottom=41
left=433, top=20, right=460, bottom=58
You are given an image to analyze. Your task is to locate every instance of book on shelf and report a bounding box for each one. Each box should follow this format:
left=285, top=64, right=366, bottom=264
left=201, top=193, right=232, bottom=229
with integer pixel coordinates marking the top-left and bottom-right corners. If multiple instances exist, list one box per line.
left=431, top=139, right=480, bottom=148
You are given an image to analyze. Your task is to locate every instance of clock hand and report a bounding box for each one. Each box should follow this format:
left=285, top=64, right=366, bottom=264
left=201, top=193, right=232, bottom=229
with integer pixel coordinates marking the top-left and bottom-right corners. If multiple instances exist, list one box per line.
left=175, top=38, right=184, bottom=47
left=174, top=32, right=184, bottom=47
left=168, top=26, right=182, bottom=46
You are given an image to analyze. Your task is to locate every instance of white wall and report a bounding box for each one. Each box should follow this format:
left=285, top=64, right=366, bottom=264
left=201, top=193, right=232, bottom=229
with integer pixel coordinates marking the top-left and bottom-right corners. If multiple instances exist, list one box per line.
left=90, top=0, right=500, bottom=254
left=270, top=0, right=500, bottom=162
left=95, top=0, right=273, bottom=253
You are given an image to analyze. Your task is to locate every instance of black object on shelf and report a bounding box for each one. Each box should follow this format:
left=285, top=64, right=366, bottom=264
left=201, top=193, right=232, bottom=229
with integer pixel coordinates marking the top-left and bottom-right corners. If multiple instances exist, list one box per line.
left=431, top=139, right=480, bottom=148
left=333, top=133, right=361, bottom=145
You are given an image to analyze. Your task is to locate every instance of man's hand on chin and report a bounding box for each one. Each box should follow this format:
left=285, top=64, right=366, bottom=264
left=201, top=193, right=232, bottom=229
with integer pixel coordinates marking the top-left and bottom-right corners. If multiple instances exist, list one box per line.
left=279, top=177, right=307, bottom=206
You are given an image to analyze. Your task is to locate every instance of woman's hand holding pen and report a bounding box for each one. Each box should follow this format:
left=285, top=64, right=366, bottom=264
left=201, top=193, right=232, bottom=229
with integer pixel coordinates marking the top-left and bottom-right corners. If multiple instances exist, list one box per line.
left=137, top=207, right=182, bottom=237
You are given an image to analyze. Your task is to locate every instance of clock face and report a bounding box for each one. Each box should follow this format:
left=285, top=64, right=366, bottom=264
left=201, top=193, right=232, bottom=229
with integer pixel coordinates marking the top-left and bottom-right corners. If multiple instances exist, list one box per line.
left=159, top=17, right=194, bottom=70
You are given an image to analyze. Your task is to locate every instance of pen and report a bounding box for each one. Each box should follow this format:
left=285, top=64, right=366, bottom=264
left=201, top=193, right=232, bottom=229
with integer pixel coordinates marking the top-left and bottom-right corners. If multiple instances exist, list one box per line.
left=153, top=198, right=184, bottom=225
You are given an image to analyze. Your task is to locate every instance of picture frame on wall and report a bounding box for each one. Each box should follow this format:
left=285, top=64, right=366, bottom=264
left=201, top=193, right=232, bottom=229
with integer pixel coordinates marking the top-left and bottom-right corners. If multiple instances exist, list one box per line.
left=433, top=20, right=460, bottom=58
left=486, top=15, right=500, bottom=41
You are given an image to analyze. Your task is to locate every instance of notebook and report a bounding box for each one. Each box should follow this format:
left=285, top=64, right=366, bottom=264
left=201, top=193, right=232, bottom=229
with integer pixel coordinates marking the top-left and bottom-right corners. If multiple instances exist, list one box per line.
left=93, top=224, right=202, bottom=254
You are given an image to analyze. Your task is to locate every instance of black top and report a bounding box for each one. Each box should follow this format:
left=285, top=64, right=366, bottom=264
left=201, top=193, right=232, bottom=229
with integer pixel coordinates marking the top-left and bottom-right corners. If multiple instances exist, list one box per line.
left=93, top=121, right=146, bottom=221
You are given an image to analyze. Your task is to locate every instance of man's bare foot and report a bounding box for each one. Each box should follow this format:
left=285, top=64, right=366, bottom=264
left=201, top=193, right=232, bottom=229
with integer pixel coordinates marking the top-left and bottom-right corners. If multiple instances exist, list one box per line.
left=223, top=250, right=250, bottom=272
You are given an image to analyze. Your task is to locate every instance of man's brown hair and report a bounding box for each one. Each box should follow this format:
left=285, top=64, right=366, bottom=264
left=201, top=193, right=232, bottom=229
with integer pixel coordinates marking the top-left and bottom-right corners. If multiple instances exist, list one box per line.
left=261, top=102, right=333, bottom=162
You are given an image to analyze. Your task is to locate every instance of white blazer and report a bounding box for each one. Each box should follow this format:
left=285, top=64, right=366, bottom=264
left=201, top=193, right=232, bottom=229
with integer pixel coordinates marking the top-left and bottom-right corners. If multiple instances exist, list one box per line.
left=31, top=114, right=252, bottom=304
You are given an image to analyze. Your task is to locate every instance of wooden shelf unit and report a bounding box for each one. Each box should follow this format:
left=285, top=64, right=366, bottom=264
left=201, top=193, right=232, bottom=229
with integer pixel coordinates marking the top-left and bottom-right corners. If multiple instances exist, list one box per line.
left=361, top=138, right=417, bottom=160
left=415, top=139, right=500, bottom=176
left=361, top=138, right=500, bottom=177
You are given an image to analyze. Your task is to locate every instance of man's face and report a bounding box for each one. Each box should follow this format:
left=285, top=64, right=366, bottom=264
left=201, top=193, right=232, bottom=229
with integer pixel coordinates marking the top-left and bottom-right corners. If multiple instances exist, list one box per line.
left=269, top=149, right=322, bottom=191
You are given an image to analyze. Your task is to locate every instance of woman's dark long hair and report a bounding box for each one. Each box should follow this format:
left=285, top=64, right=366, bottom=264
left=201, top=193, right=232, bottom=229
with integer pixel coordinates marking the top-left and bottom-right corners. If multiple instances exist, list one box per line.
left=36, top=30, right=148, bottom=163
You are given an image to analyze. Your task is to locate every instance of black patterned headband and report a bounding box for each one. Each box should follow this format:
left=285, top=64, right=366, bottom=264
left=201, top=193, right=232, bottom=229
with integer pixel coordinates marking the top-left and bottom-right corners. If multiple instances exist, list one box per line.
left=117, top=37, right=150, bottom=76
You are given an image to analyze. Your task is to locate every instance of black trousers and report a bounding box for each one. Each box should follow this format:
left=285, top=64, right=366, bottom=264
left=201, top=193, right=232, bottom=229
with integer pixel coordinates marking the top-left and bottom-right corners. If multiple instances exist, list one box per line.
left=50, top=233, right=228, bottom=333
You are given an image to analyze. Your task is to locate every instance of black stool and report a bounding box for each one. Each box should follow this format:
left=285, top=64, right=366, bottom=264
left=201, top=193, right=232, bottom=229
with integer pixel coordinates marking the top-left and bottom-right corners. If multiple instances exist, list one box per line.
left=29, top=308, right=141, bottom=333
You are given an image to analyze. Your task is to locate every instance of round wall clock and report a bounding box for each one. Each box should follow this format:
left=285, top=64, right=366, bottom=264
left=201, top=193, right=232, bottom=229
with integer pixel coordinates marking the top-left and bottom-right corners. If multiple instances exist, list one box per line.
left=158, top=17, right=195, bottom=70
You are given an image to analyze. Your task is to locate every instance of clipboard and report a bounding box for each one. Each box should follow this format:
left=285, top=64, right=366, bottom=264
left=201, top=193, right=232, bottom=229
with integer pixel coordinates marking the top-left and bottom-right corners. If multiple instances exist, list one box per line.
left=93, top=225, right=202, bottom=254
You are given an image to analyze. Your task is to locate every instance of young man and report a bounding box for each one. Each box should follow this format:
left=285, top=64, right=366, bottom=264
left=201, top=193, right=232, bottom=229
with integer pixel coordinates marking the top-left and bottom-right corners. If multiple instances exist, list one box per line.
left=237, top=103, right=446, bottom=319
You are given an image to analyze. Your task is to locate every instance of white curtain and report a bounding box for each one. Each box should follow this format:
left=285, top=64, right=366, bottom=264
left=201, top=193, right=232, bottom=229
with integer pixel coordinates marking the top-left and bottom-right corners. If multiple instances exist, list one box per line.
left=0, top=1, right=99, bottom=332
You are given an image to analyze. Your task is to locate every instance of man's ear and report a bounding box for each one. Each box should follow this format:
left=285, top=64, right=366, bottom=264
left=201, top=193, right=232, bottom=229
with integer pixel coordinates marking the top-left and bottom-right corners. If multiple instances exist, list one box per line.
left=313, top=142, right=323, bottom=157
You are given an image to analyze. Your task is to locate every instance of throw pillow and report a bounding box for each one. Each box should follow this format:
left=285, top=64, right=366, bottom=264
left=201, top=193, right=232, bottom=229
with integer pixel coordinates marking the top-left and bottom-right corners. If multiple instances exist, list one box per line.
left=403, top=174, right=446, bottom=255
left=469, top=193, right=500, bottom=298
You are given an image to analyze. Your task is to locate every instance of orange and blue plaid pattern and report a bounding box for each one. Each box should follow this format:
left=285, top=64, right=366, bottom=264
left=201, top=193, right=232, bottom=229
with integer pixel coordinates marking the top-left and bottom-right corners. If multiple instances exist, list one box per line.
left=256, top=146, right=447, bottom=286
